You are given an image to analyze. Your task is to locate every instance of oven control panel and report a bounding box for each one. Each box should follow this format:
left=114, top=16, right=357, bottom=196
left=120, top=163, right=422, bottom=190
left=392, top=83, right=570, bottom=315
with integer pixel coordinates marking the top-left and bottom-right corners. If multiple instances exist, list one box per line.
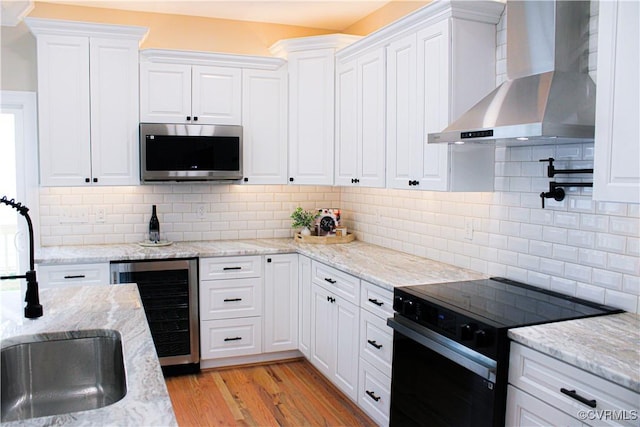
left=393, top=290, right=496, bottom=358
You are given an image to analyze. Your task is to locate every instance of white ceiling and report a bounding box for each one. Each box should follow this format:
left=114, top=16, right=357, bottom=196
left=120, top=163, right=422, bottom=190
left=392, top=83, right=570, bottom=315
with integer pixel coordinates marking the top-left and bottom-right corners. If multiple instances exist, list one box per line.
left=38, top=0, right=398, bottom=30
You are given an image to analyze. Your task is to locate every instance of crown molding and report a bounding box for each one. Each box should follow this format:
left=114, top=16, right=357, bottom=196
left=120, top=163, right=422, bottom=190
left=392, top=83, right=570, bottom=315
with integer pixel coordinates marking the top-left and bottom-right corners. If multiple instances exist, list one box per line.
left=24, top=17, right=148, bottom=42
left=269, top=34, right=362, bottom=58
left=336, top=0, right=505, bottom=60
left=1, top=1, right=34, bottom=27
left=140, top=49, right=286, bottom=71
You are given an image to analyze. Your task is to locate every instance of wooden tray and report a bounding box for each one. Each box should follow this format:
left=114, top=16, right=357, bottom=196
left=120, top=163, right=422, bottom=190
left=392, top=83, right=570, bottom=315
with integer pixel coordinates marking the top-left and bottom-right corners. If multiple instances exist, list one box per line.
left=295, top=232, right=355, bottom=244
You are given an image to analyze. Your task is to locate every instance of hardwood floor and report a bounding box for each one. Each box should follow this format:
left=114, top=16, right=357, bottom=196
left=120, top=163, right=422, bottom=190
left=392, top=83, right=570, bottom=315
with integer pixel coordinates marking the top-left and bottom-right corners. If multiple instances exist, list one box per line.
left=165, top=359, right=377, bottom=427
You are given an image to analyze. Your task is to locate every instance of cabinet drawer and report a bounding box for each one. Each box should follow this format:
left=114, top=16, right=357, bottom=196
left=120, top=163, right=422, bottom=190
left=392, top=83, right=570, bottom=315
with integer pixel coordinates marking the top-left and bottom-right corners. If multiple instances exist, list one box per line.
left=358, top=358, right=391, bottom=427
left=360, top=280, right=394, bottom=318
left=506, top=385, right=586, bottom=427
left=37, top=263, right=110, bottom=288
left=200, top=278, right=262, bottom=320
left=509, top=342, right=639, bottom=427
left=200, top=256, right=262, bottom=280
left=311, top=260, right=360, bottom=305
left=200, top=317, right=262, bottom=359
left=360, top=309, right=393, bottom=377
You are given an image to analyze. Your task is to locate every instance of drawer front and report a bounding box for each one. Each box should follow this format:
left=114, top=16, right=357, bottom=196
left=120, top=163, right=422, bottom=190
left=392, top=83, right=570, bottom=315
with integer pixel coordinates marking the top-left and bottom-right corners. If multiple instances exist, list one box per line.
left=360, top=309, right=393, bottom=377
left=37, top=263, right=110, bottom=288
left=200, top=278, right=262, bottom=320
left=200, top=256, right=262, bottom=280
left=506, top=385, right=586, bottom=427
left=200, top=317, right=262, bottom=359
left=311, top=260, right=360, bottom=305
left=509, top=342, right=639, bottom=427
left=360, top=280, right=394, bottom=319
left=358, top=358, right=391, bottom=427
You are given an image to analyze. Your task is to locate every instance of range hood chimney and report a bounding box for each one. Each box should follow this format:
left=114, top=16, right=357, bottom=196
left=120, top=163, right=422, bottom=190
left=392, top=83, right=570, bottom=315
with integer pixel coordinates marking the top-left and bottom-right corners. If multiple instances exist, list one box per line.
left=428, top=0, right=595, bottom=145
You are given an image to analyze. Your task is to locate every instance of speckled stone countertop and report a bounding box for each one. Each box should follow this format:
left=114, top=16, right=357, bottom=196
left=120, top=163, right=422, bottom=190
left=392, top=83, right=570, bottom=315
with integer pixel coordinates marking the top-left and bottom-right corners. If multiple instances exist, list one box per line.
left=0, top=285, right=177, bottom=426
left=35, top=239, right=485, bottom=291
left=509, top=312, right=640, bottom=393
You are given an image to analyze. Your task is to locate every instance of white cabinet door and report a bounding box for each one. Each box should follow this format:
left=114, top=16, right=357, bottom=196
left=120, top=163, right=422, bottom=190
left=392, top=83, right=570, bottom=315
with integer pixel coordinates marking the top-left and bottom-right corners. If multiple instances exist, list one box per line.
left=310, top=283, right=334, bottom=377
left=298, top=255, right=312, bottom=358
left=139, top=62, right=191, bottom=123
left=242, top=67, right=288, bottom=184
left=89, top=37, right=140, bottom=186
left=263, top=254, right=299, bottom=353
left=287, top=49, right=335, bottom=185
left=358, top=48, right=386, bottom=188
left=36, top=34, right=92, bottom=186
left=192, top=65, right=242, bottom=125
left=594, top=0, right=640, bottom=203
left=335, top=57, right=358, bottom=186
left=386, top=34, right=418, bottom=190
left=417, top=21, right=451, bottom=191
left=334, top=297, right=360, bottom=400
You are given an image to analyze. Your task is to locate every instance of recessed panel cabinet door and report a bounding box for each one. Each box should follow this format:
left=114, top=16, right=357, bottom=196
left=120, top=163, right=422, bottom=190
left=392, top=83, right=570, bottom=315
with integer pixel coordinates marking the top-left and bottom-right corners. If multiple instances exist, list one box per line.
left=242, top=67, right=288, bottom=184
left=192, top=65, right=242, bottom=125
left=288, top=49, right=335, bottom=185
left=263, top=254, right=299, bottom=353
left=594, top=0, right=640, bottom=203
left=335, top=58, right=358, bottom=186
left=139, top=62, right=191, bottom=123
left=37, top=35, right=91, bottom=186
left=310, top=283, right=334, bottom=377
left=89, top=37, right=140, bottom=186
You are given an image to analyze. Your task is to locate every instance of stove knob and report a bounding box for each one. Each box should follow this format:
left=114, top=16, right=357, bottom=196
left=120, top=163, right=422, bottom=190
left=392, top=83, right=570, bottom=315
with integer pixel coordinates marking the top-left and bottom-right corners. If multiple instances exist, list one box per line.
left=403, top=299, right=416, bottom=317
left=460, top=323, right=478, bottom=340
left=393, top=296, right=404, bottom=312
left=473, top=329, right=491, bottom=347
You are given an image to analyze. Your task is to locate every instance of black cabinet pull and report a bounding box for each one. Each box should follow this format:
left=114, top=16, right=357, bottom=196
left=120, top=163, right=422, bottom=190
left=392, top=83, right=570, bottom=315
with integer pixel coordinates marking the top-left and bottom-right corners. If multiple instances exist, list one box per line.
left=224, top=337, right=242, bottom=342
left=367, top=339, right=383, bottom=349
left=64, top=275, right=86, bottom=279
left=289, top=177, right=294, bottom=182
left=93, top=178, right=98, bottom=183
left=223, top=267, right=242, bottom=271
left=193, top=116, right=198, bottom=121
left=186, top=116, right=191, bottom=121
left=560, top=388, right=596, bottom=408
left=324, top=278, right=337, bottom=284
left=326, top=296, right=336, bottom=303
left=267, top=258, right=272, bottom=263
left=85, top=178, right=90, bottom=183
left=366, top=390, right=381, bottom=402
left=223, top=298, right=242, bottom=302
left=368, top=298, right=384, bottom=307
left=244, top=177, right=249, bottom=182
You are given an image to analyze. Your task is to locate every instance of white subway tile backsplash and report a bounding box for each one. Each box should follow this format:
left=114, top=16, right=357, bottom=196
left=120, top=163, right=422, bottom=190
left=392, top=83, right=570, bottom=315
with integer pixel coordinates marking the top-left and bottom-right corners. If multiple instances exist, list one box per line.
left=608, top=253, right=640, bottom=275
left=604, top=290, right=638, bottom=313
left=553, top=244, right=579, bottom=262
left=595, top=233, right=626, bottom=253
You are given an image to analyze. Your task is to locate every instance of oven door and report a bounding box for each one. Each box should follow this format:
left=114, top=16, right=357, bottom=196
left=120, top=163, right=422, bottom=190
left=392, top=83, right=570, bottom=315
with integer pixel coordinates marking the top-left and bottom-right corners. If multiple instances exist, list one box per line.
left=387, top=316, right=497, bottom=427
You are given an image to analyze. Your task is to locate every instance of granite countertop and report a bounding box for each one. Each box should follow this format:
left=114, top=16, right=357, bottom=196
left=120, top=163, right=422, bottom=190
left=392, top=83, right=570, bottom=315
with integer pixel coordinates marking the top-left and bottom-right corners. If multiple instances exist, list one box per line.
left=35, top=238, right=486, bottom=291
left=508, top=312, right=640, bottom=393
left=0, top=285, right=177, bottom=426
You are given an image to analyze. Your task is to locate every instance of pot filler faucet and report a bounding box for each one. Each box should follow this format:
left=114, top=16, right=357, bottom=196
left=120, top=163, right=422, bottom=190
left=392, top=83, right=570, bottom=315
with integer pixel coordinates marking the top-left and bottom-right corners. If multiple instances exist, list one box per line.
left=0, top=196, right=43, bottom=318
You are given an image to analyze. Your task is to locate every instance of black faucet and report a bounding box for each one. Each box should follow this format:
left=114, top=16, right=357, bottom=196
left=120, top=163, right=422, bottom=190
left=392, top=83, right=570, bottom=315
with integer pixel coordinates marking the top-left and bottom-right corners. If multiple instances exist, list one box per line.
left=0, top=196, right=43, bottom=318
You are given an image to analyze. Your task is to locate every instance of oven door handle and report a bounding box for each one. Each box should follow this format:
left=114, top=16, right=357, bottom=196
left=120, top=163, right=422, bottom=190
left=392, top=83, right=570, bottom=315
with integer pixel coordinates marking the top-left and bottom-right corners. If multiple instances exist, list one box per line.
left=387, top=316, right=497, bottom=383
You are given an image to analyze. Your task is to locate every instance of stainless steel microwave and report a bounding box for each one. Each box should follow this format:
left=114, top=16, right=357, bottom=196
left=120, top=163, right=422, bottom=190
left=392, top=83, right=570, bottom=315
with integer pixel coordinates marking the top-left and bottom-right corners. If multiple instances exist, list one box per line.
left=140, top=123, right=242, bottom=182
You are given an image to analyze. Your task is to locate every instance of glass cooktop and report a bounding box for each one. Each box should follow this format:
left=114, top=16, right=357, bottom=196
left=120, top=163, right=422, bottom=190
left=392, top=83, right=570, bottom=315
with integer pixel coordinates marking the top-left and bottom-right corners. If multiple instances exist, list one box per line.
left=398, top=277, right=623, bottom=328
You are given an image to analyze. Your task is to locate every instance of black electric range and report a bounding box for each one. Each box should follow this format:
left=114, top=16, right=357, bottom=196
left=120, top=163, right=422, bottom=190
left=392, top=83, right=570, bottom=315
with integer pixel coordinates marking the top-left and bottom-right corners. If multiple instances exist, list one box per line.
left=388, top=277, right=623, bottom=427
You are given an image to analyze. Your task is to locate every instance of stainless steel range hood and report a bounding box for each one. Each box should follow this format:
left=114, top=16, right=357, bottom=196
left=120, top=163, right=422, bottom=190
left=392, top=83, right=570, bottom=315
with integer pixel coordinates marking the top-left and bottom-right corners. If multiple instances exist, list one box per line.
left=428, top=0, right=595, bottom=145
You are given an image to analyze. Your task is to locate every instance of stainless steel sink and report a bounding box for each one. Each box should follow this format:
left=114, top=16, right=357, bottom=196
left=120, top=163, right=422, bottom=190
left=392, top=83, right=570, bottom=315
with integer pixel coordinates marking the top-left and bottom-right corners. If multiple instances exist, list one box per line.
left=1, top=329, right=127, bottom=422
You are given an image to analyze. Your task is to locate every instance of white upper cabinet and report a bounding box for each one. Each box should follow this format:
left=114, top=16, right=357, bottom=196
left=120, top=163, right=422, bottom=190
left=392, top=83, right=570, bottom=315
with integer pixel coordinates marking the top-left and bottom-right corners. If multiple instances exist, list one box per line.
left=335, top=48, right=386, bottom=187
left=593, top=0, right=640, bottom=203
left=241, top=66, right=288, bottom=185
left=270, top=35, right=361, bottom=185
left=384, top=4, right=502, bottom=191
left=26, top=18, right=146, bottom=187
left=140, top=61, right=241, bottom=125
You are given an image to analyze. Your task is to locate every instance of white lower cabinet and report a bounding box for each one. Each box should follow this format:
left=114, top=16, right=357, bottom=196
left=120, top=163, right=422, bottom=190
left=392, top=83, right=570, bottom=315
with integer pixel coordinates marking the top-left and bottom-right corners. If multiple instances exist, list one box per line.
left=199, top=256, right=264, bottom=361
left=507, top=342, right=640, bottom=427
left=358, top=280, right=394, bottom=426
left=263, top=254, right=298, bottom=353
left=309, top=261, right=360, bottom=401
left=36, top=262, right=110, bottom=289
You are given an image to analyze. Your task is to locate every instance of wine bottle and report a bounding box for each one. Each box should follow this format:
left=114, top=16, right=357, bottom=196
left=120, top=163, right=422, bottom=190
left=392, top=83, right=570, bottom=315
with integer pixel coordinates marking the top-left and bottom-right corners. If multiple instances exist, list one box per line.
left=149, top=205, right=160, bottom=243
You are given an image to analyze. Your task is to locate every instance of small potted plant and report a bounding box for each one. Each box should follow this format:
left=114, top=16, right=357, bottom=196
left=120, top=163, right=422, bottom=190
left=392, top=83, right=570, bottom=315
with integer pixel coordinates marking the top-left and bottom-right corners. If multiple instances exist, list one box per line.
left=290, top=207, right=318, bottom=236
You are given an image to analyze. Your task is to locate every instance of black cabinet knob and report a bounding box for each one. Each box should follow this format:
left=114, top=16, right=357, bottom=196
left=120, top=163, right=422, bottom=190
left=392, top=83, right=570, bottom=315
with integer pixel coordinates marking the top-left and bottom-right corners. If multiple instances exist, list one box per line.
left=186, top=116, right=191, bottom=121
left=244, top=177, right=249, bottom=182
left=193, top=116, right=198, bottom=121
left=85, top=178, right=90, bottom=183
left=93, top=178, right=98, bottom=183
left=289, top=177, right=294, bottom=182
